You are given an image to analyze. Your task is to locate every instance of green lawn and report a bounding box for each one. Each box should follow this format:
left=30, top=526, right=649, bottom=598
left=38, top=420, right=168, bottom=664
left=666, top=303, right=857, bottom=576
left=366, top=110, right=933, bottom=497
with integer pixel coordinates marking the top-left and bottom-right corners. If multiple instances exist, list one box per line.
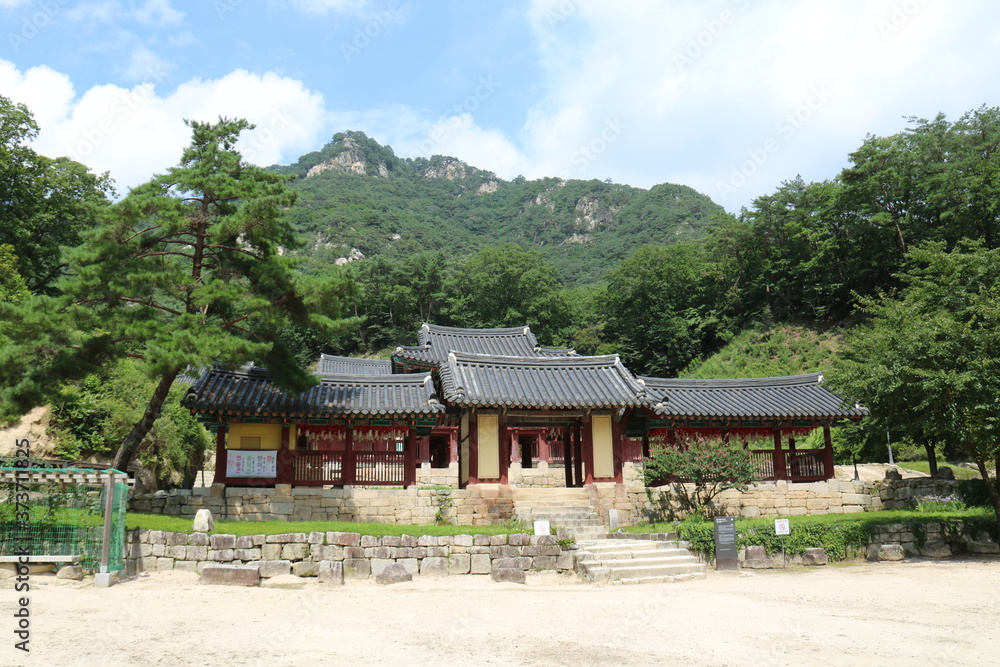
left=125, top=513, right=529, bottom=537
left=627, top=506, right=996, bottom=535
left=895, top=460, right=983, bottom=480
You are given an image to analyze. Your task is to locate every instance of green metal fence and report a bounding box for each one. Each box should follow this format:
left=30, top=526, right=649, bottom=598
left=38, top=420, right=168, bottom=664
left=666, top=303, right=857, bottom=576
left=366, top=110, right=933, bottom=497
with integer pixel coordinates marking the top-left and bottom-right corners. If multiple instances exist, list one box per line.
left=0, top=467, right=129, bottom=571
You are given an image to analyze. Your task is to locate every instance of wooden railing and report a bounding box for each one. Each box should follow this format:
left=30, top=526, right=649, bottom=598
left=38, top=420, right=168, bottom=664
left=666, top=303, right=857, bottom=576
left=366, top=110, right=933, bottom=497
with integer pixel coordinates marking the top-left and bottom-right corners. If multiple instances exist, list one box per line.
left=355, top=451, right=406, bottom=485
left=750, top=449, right=829, bottom=481
left=292, top=451, right=343, bottom=486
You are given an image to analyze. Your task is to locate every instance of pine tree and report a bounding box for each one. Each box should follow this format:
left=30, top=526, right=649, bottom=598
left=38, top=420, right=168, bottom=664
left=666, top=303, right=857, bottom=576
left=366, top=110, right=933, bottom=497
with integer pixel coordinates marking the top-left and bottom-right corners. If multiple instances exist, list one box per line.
left=0, top=118, right=358, bottom=470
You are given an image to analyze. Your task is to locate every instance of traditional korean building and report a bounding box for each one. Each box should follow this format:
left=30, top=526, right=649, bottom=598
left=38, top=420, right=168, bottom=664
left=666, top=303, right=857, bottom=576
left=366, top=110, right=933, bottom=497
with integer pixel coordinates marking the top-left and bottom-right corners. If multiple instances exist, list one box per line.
left=632, top=374, right=868, bottom=482
left=181, top=325, right=866, bottom=490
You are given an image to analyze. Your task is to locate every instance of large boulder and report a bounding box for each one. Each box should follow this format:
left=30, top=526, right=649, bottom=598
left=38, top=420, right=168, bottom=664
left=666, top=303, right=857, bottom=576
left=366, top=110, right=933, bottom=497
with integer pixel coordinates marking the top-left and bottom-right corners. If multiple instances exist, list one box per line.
left=192, top=509, right=214, bottom=532
left=375, top=562, right=413, bottom=585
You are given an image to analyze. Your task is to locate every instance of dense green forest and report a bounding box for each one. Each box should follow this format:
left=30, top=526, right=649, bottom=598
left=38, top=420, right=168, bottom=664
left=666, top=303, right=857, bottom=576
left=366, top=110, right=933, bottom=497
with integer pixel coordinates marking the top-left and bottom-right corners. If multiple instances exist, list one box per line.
left=3, top=96, right=1000, bottom=490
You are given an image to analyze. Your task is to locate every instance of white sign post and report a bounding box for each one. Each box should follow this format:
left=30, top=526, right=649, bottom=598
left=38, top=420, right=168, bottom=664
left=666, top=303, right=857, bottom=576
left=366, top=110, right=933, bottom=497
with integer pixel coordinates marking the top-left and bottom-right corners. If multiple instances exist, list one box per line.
left=775, top=518, right=790, bottom=566
left=533, top=520, right=551, bottom=536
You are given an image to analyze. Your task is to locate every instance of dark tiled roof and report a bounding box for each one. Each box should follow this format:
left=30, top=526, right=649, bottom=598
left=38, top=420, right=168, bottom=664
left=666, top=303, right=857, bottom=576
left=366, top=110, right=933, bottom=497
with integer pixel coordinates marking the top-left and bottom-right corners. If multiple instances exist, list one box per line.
left=639, top=373, right=867, bottom=420
left=439, top=352, right=650, bottom=409
left=394, top=323, right=542, bottom=365
left=182, top=366, right=444, bottom=416
left=316, top=354, right=392, bottom=375
left=536, top=347, right=578, bottom=357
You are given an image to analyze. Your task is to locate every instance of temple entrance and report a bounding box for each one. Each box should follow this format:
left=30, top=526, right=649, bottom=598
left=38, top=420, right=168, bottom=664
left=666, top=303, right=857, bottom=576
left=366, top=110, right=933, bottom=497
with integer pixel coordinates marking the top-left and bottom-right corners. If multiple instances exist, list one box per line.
left=519, top=434, right=535, bottom=469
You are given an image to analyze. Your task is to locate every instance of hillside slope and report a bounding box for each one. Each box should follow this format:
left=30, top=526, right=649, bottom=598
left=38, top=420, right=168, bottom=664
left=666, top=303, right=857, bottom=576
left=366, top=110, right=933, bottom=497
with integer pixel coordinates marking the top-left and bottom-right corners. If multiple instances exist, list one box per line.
left=681, top=324, right=844, bottom=379
left=273, top=131, right=724, bottom=285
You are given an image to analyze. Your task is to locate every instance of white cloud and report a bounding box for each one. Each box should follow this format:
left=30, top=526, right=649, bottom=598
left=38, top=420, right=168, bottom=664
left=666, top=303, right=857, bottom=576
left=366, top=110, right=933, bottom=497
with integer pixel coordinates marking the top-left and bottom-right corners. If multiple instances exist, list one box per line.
left=0, top=60, right=328, bottom=193
left=514, top=0, right=1000, bottom=209
left=0, top=0, right=30, bottom=8
left=120, top=44, right=174, bottom=83
left=289, top=0, right=370, bottom=16
left=64, top=0, right=122, bottom=25
left=131, top=0, right=184, bottom=26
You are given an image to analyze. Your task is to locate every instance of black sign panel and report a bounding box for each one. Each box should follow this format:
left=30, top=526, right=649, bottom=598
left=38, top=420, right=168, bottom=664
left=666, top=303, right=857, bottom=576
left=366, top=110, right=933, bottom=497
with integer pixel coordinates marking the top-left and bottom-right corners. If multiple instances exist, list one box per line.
left=713, top=516, right=738, bottom=571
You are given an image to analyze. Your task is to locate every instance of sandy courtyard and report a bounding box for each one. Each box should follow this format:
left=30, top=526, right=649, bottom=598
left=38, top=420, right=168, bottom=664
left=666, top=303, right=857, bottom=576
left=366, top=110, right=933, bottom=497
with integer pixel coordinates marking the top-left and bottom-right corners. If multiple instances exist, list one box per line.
left=3, top=558, right=999, bottom=666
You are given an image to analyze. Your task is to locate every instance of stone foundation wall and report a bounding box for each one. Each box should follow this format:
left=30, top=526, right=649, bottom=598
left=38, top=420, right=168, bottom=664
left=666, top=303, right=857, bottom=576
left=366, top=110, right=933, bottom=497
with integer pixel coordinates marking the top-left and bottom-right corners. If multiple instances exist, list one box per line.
left=122, top=529, right=576, bottom=579
left=130, top=483, right=515, bottom=525
left=131, top=475, right=980, bottom=527
left=636, top=477, right=978, bottom=521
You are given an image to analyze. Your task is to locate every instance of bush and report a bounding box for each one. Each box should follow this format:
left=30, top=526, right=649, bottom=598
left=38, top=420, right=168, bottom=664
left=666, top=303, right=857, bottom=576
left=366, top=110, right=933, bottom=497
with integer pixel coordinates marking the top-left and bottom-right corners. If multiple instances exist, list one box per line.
left=643, top=439, right=759, bottom=519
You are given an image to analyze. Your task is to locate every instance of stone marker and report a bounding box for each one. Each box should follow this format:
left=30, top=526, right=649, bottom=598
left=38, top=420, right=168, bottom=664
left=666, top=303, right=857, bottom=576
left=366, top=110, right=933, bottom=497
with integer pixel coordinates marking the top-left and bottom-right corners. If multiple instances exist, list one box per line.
left=375, top=562, right=413, bottom=585
left=193, top=509, right=214, bottom=533
left=199, top=564, right=260, bottom=587
left=743, top=545, right=770, bottom=569
left=936, top=467, right=955, bottom=480
left=884, top=468, right=903, bottom=481
left=802, top=548, right=828, bottom=566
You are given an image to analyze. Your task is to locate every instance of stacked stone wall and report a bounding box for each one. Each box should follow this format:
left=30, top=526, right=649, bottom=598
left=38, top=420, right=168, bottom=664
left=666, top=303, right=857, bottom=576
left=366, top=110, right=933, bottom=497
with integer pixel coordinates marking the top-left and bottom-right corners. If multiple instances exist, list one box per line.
left=130, top=483, right=515, bottom=525
left=122, top=529, right=576, bottom=579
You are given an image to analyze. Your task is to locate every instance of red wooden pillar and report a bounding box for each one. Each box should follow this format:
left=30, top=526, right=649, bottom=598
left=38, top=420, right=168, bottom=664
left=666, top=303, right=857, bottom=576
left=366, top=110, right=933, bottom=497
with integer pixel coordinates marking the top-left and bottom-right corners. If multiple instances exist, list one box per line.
left=822, top=425, right=835, bottom=480
left=343, top=427, right=355, bottom=486
left=573, top=421, right=584, bottom=487
left=499, top=415, right=509, bottom=485
left=667, top=428, right=677, bottom=447
left=404, top=428, right=417, bottom=487
left=449, top=428, right=459, bottom=465
left=563, top=426, right=574, bottom=487
left=612, top=418, right=624, bottom=482
left=539, top=430, right=551, bottom=463
left=468, top=412, right=480, bottom=485
left=214, top=423, right=228, bottom=486
left=277, top=425, right=293, bottom=485
left=773, top=426, right=787, bottom=480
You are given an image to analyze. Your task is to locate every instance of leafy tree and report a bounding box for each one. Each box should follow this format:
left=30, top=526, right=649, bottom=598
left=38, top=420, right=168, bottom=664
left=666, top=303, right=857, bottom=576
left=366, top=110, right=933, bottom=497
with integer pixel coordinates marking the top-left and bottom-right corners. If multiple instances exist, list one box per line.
left=829, top=241, right=1000, bottom=528
left=603, top=243, right=725, bottom=376
left=0, top=118, right=358, bottom=472
left=0, top=95, right=111, bottom=293
left=48, top=359, right=210, bottom=489
left=0, top=244, right=30, bottom=304
left=643, top=439, right=759, bottom=519
left=441, top=244, right=572, bottom=345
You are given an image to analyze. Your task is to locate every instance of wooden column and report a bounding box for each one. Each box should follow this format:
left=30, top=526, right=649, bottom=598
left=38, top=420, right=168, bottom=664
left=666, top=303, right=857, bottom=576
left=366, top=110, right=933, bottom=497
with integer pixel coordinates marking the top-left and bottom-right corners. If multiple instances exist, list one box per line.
left=538, top=430, right=551, bottom=463
left=822, top=426, right=835, bottom=480
left=214, top=423, right=228, bottom=486
left=277, top=425, right=293, bottom=485
left=573, top=421, right=584, bottom=487
left=449, top=428, right=458, bottom=465
left=468, top=412, right=480, bottom=485
left=343, top=426, right=355, bottom=486
left=563, top=426, right=574, bottom=488
left=583, top=417, right=594, bottom=485
left=499, top=415, right=509, bottom=485
left=612, top=418, right=624, bottom=482
left=404, top=428, right=417, bottom=487
left=772, top=426, right=787, bottom=480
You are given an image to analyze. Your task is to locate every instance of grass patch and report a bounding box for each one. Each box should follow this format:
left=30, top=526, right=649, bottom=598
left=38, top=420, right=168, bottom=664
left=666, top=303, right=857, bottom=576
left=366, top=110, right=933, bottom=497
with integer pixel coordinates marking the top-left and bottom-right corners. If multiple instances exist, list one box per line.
left=895, top=460, right=982, bottom=480
left=627, top=507, right=997, bottom=560
left=125, top=513, right=527, bottom=537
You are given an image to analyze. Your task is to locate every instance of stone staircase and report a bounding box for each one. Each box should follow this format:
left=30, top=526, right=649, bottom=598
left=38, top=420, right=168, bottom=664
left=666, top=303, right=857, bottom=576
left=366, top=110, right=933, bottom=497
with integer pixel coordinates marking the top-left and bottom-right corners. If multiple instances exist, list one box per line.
left=574, top=538, right=707, bottom=584
left=511, top=487, right=606, bottom=540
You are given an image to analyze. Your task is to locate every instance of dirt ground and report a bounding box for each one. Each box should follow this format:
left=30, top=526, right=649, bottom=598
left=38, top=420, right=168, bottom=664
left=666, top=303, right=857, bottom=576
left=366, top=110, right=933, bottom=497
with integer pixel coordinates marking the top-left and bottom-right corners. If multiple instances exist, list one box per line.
left=4, top=558, right=999, bottom=666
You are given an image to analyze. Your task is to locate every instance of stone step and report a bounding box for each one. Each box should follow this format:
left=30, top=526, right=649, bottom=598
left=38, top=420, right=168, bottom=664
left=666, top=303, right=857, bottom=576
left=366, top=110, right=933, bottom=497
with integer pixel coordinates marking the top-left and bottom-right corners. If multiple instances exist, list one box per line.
left=511, top=489, right=591, bottom=501
left=575, top=538, right=707, bottom=584
left=612, top=572, right=707, bottom=585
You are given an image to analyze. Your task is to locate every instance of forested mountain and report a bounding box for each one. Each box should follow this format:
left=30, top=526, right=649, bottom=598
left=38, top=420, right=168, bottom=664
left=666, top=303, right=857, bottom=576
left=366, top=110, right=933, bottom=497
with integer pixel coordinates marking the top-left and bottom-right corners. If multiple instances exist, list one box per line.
left=272, top=131, right=723, bottom=286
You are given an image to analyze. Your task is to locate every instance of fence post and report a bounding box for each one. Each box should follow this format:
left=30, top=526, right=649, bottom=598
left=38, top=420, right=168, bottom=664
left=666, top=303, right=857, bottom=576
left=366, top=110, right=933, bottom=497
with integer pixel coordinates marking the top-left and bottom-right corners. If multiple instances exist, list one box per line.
left=95, top=471, right=115, bottom=587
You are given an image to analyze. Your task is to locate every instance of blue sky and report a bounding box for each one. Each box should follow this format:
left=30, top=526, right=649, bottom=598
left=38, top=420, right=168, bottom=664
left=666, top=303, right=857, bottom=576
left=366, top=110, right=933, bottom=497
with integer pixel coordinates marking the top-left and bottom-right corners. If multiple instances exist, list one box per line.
left=3, top=0, right=999, bottom=211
